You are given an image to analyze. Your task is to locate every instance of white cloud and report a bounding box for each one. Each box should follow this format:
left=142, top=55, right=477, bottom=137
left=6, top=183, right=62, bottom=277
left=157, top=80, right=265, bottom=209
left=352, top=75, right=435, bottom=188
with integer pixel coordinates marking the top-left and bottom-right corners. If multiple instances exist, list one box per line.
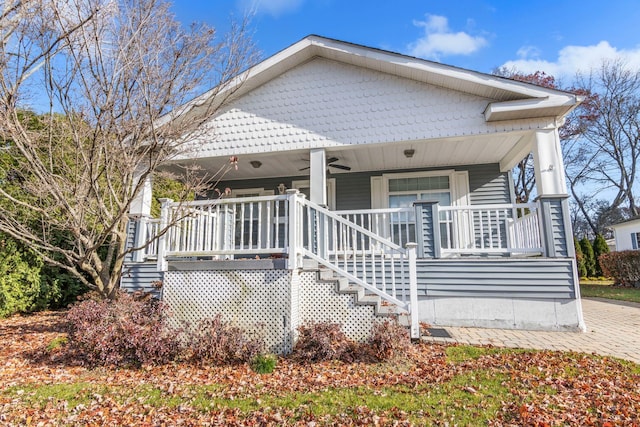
left=501, top=41, right=640, bottom=80
left=516, top=45, right=541, bottom=60
left=239, top=0, right=303, bottom=17
left=407, top=14, right=488, bottom=60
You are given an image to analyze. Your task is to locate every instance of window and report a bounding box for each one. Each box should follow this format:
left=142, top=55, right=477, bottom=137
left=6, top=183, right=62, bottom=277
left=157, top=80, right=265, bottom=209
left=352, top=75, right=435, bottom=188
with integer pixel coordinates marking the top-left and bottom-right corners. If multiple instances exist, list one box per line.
left=386, top=174, right=452, bottom=246
left=371, top=170, right=470, bottom=249
left=230, top=188, right=274, bottom=249
left=632, top=232, right=640, bottom=250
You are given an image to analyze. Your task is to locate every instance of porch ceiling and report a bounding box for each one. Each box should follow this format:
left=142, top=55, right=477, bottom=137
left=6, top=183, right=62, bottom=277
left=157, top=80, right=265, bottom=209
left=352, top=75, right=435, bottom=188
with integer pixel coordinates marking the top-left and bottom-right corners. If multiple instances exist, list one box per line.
left=165, top=132, right=527, bottom=181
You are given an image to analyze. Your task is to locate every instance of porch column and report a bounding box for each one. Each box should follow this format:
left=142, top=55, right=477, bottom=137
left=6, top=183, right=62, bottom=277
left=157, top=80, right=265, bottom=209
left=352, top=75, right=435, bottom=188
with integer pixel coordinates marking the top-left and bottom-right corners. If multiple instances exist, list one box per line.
left=532, top=129, right=567, bottom=196
left=130, top=168, right=153, bottom=262
left=130, top=169, right=153, bottom=217
left=413, top=201, right=441, bottom=259
left=531, top=129, right=574, bottom=258
left=309, top=148, right=327, bottom=206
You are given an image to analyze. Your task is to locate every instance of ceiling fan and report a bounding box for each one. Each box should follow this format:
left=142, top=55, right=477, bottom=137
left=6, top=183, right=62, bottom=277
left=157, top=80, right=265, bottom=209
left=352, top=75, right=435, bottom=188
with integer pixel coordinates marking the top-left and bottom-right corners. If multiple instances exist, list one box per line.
left=299, top=156, right=351, bottom=172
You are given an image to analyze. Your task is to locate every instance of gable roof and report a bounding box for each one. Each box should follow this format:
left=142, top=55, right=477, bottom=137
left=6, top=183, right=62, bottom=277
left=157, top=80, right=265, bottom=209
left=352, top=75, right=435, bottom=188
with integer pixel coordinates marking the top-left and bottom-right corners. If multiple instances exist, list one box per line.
left=182, top=35, right=581, bottom=125
left=610, top=217, right=640, bottom=229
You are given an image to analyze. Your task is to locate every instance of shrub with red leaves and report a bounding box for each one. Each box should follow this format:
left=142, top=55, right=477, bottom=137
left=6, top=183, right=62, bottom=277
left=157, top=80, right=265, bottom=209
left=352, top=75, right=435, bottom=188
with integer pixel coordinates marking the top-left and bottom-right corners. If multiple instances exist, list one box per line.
left=368, top=319, right=411, bottom=361
left=599, top=250, right=640, bottom=287
left=66, top=291, right=182, bottom=367
left=291, top=321, right=356, bottom=362
left=186, top=314, right=265, bottom=365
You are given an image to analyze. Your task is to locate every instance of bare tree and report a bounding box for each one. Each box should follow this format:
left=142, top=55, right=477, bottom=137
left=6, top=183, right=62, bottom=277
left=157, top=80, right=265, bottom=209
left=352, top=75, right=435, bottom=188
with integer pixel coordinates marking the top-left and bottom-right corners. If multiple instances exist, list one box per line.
left=492, top=69, right=598, bottom=206
left=576, top=60, right=640, bottom=218
left=0, top=0, right=257, bottom=298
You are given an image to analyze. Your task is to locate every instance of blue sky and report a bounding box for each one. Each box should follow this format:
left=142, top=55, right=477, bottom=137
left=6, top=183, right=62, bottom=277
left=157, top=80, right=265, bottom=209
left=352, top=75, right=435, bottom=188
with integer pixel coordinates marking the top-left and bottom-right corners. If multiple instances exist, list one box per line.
left=172, top=0, right=640, bottom=83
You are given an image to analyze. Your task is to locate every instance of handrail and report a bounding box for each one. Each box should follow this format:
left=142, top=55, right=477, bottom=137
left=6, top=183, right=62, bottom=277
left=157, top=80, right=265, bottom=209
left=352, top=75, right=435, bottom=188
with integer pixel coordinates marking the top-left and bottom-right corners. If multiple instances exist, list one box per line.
left=438, top=202, right=542, bottom=254
left=298, top=197, right=409, bottom=306
left=335, top=207, right=417, bottom=247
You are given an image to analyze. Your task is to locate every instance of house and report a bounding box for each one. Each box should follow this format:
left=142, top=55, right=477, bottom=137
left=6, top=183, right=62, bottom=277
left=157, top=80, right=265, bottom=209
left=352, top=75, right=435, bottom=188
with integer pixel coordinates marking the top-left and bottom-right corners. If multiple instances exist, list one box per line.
left=610, top=217, right=640, bottom=251
left=122, top=35, right=586, bottom=353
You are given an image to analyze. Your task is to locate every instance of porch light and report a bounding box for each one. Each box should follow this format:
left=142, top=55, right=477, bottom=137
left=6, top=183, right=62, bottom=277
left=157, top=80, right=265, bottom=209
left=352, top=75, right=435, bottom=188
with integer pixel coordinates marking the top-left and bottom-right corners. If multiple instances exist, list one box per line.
left=404, top=149, right=415, bottom=158
left=250, top=160, right=262, bottom=168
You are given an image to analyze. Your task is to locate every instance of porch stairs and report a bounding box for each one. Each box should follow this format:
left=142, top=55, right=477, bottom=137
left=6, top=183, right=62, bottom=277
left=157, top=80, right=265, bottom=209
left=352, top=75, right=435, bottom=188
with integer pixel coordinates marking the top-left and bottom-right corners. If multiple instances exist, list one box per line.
left=302, top=259, right=411, bottom=327
left=296, top=197, right=419, bottom=337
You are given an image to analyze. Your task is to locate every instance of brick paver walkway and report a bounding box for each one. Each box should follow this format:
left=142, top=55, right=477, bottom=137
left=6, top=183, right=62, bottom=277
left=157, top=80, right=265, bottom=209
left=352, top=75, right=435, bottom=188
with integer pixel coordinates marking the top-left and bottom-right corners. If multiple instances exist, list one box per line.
left=423, top=298, right=640, bottom=363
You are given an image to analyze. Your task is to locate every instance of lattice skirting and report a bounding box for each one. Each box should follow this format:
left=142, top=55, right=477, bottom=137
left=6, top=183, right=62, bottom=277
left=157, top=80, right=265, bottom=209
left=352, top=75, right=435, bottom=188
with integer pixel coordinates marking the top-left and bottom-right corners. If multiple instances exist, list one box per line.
left=163, top=269, right=296, bottom=354
left=162, top=269, right=377, bottom=354
left=298, top=271, right=376, bottom=341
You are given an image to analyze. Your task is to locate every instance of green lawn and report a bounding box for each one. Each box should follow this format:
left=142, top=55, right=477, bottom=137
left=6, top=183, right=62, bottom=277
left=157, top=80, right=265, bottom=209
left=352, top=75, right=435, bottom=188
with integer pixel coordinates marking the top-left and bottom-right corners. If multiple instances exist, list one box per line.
left=580, top=280, right=640, bottom=303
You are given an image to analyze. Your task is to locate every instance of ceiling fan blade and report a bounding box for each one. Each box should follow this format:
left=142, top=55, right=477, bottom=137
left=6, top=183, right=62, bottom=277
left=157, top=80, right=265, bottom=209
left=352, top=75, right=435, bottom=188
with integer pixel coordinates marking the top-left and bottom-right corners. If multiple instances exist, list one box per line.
left=329, top=163, right=351, bottom=171
left=298, top=166, right=310, bottom=171
left=326, top=156, right=340, bottom=164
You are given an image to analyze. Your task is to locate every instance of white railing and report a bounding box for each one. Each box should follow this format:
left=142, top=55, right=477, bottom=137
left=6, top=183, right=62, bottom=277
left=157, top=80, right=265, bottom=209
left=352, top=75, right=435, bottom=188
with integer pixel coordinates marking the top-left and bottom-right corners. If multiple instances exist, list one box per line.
left=507, top=209, right=543, bottom=254
left=438, top=203, right=542, bottom=255
left=335, top=208, right=416, bottom=248
left=132, top=217, right=161, bottom=262
left=299, top=197, right=419, bottom=338
left=157, top=195, right=289, bottom=263
left=300, top=199, right=411, bottom=305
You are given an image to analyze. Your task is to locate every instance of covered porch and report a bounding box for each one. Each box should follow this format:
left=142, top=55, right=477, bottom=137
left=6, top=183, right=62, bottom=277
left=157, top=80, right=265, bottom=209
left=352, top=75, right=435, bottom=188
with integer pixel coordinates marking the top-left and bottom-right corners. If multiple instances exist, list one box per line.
left=124, top=127, right=580, bottom=339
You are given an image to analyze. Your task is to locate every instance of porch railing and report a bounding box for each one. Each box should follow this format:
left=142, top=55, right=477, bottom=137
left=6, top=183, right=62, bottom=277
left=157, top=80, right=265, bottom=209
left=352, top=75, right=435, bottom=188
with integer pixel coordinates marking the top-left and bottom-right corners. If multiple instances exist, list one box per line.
left=298, top=197, right=419, bottom=338
left=438, top=203, right=542, bottom=255
left=132, top=217, right=161, bottom=262
left=335, top=208, right=416, bottom=248
left=159, top=195, right=290, bottom=263
left=300, top=199, right=413, bottom=307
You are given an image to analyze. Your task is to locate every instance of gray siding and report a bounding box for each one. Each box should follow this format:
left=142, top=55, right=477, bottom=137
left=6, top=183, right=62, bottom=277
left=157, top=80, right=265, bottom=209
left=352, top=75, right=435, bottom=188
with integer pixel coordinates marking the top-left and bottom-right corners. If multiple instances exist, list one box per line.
left=124, top=220, right=137, bottom=262
left=345, top=258, right=576, bottom=300
left=467, top=163, right=510, bottom=205
left=545, top=199, right=569, bottom=257
left=217, top=163, right=511, bottom=210
left=121, top=218, right=163, bottom=297
left=120, top=262, right=163, bottom=298
left=415, top=202, right=436, bottom=258
left=417, top=259, right=575, bottom=299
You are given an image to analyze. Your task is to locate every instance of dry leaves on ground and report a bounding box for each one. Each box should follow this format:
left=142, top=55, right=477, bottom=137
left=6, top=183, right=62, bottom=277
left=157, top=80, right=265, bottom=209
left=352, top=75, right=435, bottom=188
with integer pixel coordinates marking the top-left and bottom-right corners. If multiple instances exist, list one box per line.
left=0, top=311, right=638, bottom=426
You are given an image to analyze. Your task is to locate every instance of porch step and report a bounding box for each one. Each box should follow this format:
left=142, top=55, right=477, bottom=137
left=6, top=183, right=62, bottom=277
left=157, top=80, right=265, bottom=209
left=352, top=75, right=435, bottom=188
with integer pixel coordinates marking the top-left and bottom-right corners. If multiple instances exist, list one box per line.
left=314, top=266, right=409, bottom=320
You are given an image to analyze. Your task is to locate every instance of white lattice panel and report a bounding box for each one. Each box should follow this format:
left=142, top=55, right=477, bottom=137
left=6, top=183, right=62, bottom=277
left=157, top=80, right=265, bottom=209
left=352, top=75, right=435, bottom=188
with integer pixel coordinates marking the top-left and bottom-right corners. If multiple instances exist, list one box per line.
left=163, top=269, right=294, bottom=354
left=298, top=271, right=376, bottom=341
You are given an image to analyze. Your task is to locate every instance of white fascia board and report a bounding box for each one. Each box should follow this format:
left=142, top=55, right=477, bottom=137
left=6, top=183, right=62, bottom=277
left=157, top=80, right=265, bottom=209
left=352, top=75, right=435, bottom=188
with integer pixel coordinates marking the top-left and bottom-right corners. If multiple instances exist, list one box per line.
left=483, top=95, right=581, bottom=122
left=306, top=36, right=576, bottom=100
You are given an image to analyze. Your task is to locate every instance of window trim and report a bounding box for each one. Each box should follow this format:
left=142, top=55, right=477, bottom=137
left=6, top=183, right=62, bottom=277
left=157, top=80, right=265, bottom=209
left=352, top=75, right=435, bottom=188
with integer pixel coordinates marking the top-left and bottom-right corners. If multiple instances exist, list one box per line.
left=291, top=178, right=336, bottom=210
left=375, top=169, right=469, bottom=208
left=230, top=188, right=275, bottom=197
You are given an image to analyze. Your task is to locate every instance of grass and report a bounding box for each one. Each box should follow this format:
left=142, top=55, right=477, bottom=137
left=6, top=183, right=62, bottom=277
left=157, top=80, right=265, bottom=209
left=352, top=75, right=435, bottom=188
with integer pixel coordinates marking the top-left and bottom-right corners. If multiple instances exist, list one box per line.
left=580, top=280, right=640, bottom=303
left=3, top=345, right=638, bottom=425
left=445, top=345, right=528, bottom=363
left=3, top=369, right=512, bottom=424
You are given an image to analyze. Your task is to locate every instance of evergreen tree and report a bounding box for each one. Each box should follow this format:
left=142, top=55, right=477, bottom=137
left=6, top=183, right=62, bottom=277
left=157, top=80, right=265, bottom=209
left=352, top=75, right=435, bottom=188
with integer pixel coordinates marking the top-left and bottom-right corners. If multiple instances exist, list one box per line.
left=579, top=237, right=596, bottom=277
left=592, top=234, right=610, bottom=277
left=574, top=237, right=588, bottom=278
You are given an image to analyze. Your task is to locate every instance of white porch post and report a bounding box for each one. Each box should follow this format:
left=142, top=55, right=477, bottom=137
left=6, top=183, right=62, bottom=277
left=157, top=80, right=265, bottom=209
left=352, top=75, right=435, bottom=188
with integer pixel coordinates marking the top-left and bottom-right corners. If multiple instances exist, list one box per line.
left=309, top=148, right=327, bottom=206
left=130, top=170, right=153, bottom=217
left=130, top=168, right=153, bottom=262
left=406, top=242, right=420, bottom=339
left=532, top=128, right=575, bottom=258
left=286, top=189, right=301, bottom=270
left=156, top=198, right=172, bottom=272
left=532, top=129, right=567, bottom=196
